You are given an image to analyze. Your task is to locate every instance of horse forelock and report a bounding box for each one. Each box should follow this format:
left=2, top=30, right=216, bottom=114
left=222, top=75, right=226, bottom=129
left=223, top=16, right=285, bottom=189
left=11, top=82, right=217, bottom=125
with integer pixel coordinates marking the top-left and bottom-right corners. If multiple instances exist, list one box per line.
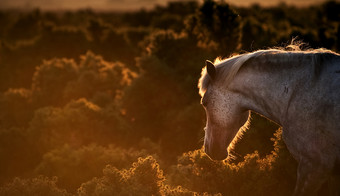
left=198, top=50, right=278, bottom=97
left=198, top=66, right=210, bottom=97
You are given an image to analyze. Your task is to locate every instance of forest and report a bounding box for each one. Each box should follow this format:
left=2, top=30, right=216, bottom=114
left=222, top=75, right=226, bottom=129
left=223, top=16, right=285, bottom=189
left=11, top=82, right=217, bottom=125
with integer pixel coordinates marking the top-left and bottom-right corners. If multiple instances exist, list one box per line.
left=0, top=0, right=339, bottom=195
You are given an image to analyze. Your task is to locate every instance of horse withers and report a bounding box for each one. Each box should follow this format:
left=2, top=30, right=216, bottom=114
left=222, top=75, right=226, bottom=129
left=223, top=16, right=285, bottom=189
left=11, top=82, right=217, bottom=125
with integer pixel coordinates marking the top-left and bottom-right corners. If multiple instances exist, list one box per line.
left=198, top=48, right=340, bottom=195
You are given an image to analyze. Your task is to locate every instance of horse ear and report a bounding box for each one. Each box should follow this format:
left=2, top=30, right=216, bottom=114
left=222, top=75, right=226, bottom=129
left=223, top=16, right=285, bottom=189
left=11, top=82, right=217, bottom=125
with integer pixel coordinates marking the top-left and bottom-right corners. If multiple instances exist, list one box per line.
left=206, top=60, right=216, bottom=79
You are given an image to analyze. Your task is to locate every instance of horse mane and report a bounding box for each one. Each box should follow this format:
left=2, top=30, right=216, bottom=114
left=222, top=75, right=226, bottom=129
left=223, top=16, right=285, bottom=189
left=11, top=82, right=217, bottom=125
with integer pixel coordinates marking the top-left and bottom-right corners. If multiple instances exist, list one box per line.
left=198, top=46, right=338, bottom=97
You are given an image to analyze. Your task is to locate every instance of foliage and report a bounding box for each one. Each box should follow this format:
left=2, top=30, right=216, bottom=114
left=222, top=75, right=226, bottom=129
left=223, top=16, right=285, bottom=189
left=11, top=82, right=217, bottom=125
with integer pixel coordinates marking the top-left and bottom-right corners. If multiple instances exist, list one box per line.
left=35, top=144, right=152, bottom=192
left=78, top=156, right=165, bottom=195
left=0, top=88, right=33, bottom=128
left=0, top=176, right=70, bottom=196
left=169, top=129, right=296, bottom=196
left=31, top=51, right=136, bottom=107
left=31, top=58, right=78, bottom=107
left=230, top=113, right=280, bottom=162
left=186, top=0, right=242, bottom=56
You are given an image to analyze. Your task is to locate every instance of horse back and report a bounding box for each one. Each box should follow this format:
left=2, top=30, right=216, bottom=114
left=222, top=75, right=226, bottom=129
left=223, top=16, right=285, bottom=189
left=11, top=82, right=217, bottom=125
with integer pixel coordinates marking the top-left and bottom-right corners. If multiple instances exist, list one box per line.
left=284, top=54, right=340, bottom=155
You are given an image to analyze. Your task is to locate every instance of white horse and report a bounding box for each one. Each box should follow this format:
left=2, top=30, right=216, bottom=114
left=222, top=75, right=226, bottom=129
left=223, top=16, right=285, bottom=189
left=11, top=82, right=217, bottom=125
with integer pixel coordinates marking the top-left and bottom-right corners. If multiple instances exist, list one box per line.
left=198, top=48, right=340, bottom=195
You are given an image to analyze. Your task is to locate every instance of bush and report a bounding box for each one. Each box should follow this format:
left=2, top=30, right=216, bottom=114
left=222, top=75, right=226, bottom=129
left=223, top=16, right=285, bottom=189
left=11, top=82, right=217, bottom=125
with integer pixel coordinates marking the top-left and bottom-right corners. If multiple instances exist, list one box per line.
left=169, top=129, right=296, bottom=196
left=27, top=98, right=127, bottom=152
left=63, top=51, right=136, bottom=107
left=31, top=51, right=136, bottom=108
left=78, top=156, right=165, bottom=195
left=186, top=0, right=242, bottom=56
left=0, top=88, right=33, bottom=128
left=31, top=58, right=78, bottom=107
left=0, top=2, right=336, bottom=195
left=34, top=144, right=152, bottom=192
left=0, top=176, right=70, bottom=196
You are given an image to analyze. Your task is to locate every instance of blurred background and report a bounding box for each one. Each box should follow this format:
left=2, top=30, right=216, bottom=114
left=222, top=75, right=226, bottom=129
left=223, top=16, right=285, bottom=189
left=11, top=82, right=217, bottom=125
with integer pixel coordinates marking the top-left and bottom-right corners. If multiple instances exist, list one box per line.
left=0, top=0, right=329, bottom=10
left=0, top=0, right=339, bottom=195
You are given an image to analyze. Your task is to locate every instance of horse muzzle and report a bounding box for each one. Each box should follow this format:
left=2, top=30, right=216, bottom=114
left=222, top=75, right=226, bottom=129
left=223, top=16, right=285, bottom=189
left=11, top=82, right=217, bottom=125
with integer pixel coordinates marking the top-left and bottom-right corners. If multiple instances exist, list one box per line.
left=204, top=143, right=228, bottom=161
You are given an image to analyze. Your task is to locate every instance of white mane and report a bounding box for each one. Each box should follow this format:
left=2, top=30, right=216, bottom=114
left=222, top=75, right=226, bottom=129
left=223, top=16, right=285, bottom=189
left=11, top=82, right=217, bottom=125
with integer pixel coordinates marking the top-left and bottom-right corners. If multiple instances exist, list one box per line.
left=198, top=48, right=337, bottom=97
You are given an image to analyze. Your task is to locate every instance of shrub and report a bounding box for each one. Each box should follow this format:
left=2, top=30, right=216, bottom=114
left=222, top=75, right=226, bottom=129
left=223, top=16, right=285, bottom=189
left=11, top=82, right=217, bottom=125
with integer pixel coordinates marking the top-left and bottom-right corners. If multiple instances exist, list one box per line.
left=169, top=129, right=296, bottom=196
left=186, top=0, right=242, bottom=56
left=78, top=156, right=165, bottom=195
left=0, top=88, right=33, bottom=128
left=34, top=144, right=151, bottom=192
left=0, top=176, right=70, bottom=196
left=27, top=98, right=128, bottom=152
left=63, top=51, right=136, bottom=106
left=31, top=58, right=78, bottom=107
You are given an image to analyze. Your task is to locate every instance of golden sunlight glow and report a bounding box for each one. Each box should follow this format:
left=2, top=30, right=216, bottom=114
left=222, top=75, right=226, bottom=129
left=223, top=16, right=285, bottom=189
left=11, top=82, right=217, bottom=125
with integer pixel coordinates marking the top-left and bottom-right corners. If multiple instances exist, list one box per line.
left=0, top=0, right=336, bottom=195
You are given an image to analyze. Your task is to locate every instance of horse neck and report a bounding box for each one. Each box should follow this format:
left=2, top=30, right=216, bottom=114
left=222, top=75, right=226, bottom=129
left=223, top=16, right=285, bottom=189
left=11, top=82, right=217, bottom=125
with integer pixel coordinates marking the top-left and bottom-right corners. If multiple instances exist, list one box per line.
left=229, top=54, right=312, bottom=125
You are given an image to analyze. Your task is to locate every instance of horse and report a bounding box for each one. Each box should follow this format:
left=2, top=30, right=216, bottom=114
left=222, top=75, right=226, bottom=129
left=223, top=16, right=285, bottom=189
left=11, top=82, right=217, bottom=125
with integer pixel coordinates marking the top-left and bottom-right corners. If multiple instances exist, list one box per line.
left=198, top=47, right=340, bottom=195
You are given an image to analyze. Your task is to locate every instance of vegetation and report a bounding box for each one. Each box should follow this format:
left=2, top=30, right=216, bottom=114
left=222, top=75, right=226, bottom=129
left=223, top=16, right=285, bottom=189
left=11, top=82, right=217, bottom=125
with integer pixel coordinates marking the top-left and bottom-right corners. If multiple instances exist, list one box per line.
left=0, top=0, right=338, bottom=195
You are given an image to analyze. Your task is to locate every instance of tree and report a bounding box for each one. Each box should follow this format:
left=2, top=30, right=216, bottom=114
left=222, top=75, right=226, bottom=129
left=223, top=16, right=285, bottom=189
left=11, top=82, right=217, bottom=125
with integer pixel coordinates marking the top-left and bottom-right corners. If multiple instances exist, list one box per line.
left=187, top=0, right=242, bottom=56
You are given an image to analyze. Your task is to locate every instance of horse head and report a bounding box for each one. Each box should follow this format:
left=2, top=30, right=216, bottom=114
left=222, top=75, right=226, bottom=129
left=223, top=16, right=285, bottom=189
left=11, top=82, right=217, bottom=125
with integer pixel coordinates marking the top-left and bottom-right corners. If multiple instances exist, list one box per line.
left=201, top=60, right=249, bottom=160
